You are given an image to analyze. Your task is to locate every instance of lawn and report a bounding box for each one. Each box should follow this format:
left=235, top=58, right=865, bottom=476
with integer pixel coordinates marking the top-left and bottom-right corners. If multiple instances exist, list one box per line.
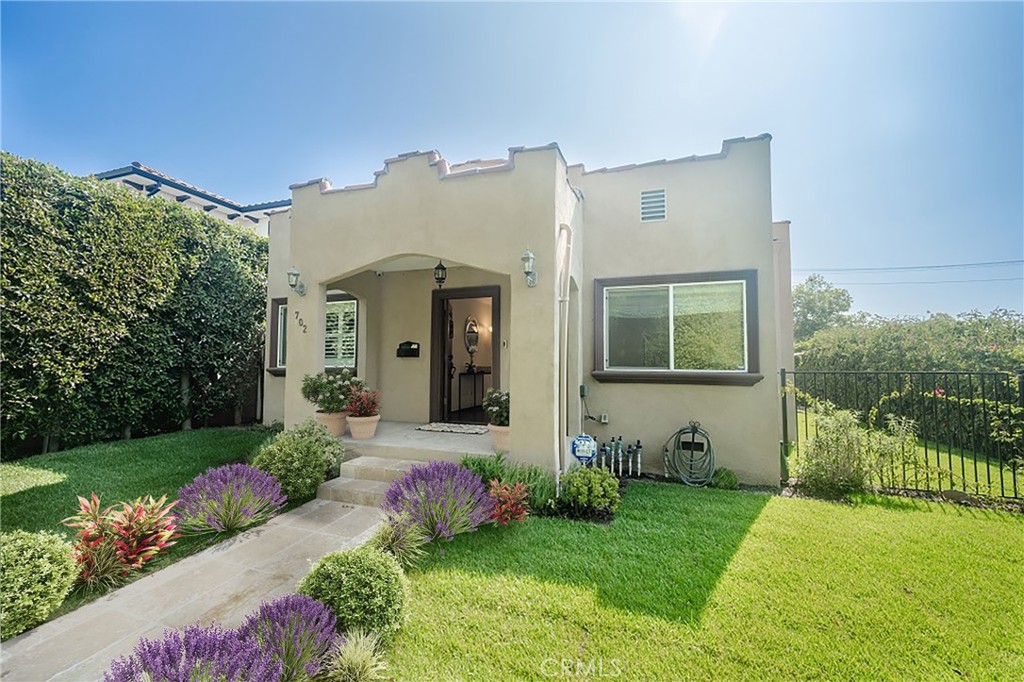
left=390, top=481, right=1024, bottom=681
left=0, top=427, right=276, bottom=617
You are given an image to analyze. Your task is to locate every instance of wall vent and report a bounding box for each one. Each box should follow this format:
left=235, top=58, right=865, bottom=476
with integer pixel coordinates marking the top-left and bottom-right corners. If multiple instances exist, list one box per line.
left=640, top=189, right=666, bottom=221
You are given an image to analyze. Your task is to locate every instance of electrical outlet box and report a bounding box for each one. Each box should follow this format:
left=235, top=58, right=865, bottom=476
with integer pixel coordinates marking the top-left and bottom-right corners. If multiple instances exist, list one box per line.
left=579, top=384, right=588, bottom=398
left=599, top=413, right=609, bottom=424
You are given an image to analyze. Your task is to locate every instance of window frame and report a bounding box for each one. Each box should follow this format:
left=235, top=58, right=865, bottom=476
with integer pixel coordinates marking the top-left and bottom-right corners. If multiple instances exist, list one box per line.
left=267, top=297, right=288, bottom=376
left=324, top=293, right=358, bottom=371
left=592, top=269, right=763, bottom=386
left=266, top=293, right=359, bottom=377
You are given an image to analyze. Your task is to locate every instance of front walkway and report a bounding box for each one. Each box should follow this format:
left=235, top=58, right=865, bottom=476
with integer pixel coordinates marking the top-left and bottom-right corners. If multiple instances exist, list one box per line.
left=0, top=499, right=384, bottom=682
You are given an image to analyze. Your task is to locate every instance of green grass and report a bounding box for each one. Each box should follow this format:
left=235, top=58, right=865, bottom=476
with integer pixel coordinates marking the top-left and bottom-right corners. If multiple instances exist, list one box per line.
left=390, top=481, right=1024, bottom=681
left=0, top=427, right=276, bottom=618
left=792, top=409, right=1023, bottom=497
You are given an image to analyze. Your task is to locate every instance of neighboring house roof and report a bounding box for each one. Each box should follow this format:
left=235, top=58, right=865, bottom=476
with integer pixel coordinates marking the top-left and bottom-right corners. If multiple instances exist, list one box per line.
left=94, top=162, right=291, bottom=227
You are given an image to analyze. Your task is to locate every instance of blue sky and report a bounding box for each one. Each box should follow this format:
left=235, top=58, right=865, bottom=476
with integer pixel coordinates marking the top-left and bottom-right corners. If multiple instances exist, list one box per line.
left=3, top=1, right=1022, bottom=317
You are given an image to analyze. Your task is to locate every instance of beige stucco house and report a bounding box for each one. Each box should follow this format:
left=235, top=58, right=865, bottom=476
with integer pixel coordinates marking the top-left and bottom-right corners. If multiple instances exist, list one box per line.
left=263, top=135, right=793, bottom=486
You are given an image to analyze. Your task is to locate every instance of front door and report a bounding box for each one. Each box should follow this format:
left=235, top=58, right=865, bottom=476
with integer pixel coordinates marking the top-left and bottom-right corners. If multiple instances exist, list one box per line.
left=430, top=286, right=501, bottom=424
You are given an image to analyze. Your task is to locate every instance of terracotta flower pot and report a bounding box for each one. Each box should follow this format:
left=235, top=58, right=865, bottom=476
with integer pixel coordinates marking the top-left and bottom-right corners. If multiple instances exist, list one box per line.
left=315, top=410, right=348, bottom=437
left=348, top=414, right=381, bottom=440
left=488, top=423, right=510, bottom=453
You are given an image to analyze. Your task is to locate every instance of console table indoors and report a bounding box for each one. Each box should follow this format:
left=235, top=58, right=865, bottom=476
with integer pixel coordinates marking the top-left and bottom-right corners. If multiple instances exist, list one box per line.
left=458, top=370, right=491, bottom=412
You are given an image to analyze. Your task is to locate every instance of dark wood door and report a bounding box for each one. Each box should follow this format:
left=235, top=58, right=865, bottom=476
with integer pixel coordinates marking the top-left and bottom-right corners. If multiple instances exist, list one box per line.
left=441, top=300, right=455, bottom=421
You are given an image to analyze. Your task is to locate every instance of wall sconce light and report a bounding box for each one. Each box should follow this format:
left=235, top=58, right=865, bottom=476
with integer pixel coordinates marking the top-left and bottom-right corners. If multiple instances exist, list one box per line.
left=286, top=266, right=307, bottom=296
left=521, top=249, right=537, bottom=287
left=433, top=260, right=447, bottom=289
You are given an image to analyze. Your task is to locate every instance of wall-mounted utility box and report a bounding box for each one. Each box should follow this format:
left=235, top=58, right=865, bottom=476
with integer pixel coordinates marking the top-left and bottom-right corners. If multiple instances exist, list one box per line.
left=397, top=341, right=420, bottom=358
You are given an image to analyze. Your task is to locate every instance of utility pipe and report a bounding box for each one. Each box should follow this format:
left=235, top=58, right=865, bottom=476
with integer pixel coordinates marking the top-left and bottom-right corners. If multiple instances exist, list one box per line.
left=556, top=222, right=574, bottom=490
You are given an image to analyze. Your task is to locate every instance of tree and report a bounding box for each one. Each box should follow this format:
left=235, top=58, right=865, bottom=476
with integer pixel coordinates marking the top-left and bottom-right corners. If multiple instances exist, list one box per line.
left=793, top=274, right=853, bottom=342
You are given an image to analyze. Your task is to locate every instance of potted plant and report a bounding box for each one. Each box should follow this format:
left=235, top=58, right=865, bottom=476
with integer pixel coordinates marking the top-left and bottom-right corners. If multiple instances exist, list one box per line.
left=482, top=388, right=510, bottom=452
left=301, top=370, right=362, bottom=437
left=347, top=388, right=381, bottom=440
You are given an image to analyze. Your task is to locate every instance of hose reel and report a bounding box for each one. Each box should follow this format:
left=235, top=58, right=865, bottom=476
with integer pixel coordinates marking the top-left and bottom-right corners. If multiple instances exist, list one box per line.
left=663, top=421, right=715, bottom=486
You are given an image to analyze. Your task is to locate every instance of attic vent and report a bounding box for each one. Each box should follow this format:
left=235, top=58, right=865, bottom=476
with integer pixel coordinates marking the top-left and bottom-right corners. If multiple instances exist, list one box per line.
left=640, top=189, right=666, bottom=221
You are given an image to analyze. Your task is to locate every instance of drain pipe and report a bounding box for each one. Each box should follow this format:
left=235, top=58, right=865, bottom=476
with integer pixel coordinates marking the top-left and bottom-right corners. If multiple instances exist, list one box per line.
left=556, top=223, right=574, bottom=490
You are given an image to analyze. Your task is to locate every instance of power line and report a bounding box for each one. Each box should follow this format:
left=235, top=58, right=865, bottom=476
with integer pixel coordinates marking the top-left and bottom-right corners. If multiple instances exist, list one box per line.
left=793, top=259, right=1023, bottom=273
left=831, top=277, right=1024, bottom=286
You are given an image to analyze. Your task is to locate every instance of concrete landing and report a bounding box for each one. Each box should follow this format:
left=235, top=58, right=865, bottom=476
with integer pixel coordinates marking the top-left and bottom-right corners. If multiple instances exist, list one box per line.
left=340, top=420, right=493, bottom=463
left=0, top=499, right=385, bottom=682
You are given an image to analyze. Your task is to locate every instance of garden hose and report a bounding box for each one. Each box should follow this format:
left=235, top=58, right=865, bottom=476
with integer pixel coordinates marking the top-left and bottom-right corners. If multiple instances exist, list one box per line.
left=663, top=421, right=715, bottom=486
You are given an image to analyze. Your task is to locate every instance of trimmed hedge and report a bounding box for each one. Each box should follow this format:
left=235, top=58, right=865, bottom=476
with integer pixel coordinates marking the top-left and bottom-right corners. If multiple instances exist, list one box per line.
left=252, top=420, right=344, bottom=501
left=298, top=548, right=409, bottom=643
left=1, top=530, right=78, bottom=639
left=0, top=153, right=267, bottom=456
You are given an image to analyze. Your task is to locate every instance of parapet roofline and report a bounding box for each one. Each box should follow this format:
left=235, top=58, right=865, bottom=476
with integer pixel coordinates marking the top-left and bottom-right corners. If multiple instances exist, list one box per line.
left=95, top=162, right=291, bottom=213
left=566, top=134, right=773, bottom=175
left=289, top=143, right=568, bottom=194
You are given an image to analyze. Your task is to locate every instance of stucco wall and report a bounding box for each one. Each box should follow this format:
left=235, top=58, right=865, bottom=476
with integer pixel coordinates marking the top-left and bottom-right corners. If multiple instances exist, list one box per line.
left=262, top=208, right=292, bottom=425
left=570, top=136, right=781, bottom=485
left=279, top=147, right=569, bottom=471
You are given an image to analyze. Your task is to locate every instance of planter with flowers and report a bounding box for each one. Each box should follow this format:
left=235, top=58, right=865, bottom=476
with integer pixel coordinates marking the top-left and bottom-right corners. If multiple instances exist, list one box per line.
left=482, top=389, right=510, bottom=453
left=301, top=370, right=363, bottom=437
left=347, top=388, right=382, bottom=440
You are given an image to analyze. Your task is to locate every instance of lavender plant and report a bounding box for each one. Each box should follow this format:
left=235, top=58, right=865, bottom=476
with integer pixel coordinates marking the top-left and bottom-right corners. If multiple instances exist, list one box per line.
left=176, top=464, right=286, bottom=533
left=103, top=624, right=282, bottom=682
left=237, top=594, right=339, bottom=681
left=382, top=461, right=490, bottom=542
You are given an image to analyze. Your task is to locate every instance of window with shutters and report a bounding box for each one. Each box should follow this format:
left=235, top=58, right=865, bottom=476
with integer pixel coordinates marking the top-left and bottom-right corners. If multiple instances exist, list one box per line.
left=268, top=294, right=358, bottom=375
left=592, top=270, right=763, bottom=386
left=640, top=189, right=666, bottom=221
left=324, top=298, right=358, bottom=369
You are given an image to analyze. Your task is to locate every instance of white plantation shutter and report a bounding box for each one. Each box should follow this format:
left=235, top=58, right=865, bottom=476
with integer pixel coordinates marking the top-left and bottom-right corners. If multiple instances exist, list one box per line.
left=325, top=300, right=358, bottom=368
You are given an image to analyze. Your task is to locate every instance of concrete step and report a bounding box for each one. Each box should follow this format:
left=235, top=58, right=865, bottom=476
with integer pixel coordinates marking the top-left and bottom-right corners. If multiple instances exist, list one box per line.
left=318, top=478, right=391, bottom=508
left=342, top=439, right=471, bottom=465
left=340, top=455, right=421, bottom=483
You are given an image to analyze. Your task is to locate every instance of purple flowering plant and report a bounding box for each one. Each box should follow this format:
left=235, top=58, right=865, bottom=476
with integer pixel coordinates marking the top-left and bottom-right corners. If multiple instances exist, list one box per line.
left=176, top=464, right=286, bottom=534
left=237, top=594, right=339, bottom=681
left=382, top=460, right=490, bottom=542
left=104, top=623, right=283, bottom=682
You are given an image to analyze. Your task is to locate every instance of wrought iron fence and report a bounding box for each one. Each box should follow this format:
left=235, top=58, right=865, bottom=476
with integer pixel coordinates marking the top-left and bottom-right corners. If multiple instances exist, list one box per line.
left=781, top=369, right=1023, bottom=499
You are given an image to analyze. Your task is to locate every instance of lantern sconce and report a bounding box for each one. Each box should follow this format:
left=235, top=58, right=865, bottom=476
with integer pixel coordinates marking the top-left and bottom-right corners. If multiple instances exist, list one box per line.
left=433, top=260, right=448, bottom=289
left=521, top=249, right=537, bottom=287
left=286, top=266, right=307, bottom=296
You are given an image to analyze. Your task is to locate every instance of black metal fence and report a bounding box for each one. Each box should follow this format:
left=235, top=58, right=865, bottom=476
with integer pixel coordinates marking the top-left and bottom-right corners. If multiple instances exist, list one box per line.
left=781, top=369, right=1023, bottom=499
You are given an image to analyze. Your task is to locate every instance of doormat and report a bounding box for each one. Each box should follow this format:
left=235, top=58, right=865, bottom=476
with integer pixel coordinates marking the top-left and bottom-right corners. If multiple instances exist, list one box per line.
left=416, top=422, right=489, bottom=435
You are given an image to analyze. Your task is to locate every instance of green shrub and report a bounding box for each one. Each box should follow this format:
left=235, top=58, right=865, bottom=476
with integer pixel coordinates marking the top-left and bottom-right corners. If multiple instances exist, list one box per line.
left=314, top=629, right=388, bottom=682
left=298, top=549, right=409, bottom=644
left=557, top=466, right=620, bottom=518
left=481, top=389, right=509, bottom=426
left=461, top=453, right=556, bottom=512
left=302, top=370, right=363, bottom=413
left=369, top=514, right=427, bottom=570
left=1, top=152, right=267, bottom=457
left=711, top=467, right=740, bottom=490
left=1, top=530, right=78, bottom=639
left=253, top=420, right=344, bottom=501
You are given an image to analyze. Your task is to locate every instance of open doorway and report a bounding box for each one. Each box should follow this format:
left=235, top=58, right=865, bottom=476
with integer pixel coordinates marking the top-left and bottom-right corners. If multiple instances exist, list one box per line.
left=430, top=286, right=501, bottom=424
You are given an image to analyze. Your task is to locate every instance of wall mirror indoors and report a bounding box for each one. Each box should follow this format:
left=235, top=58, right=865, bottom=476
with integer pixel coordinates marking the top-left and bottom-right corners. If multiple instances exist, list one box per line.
left=464, top=316, right=480, bottom=362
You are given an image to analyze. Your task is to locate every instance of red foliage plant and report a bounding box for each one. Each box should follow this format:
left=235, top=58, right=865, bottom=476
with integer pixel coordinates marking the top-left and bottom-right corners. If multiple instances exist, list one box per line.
left=487, top=479, right=529, bottom=527
left=63, top=493, right=180, bottom=588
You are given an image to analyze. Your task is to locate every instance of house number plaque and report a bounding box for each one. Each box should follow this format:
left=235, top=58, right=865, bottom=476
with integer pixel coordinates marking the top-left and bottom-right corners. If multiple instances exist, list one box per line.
left=293, top=310, right=308, bottom=334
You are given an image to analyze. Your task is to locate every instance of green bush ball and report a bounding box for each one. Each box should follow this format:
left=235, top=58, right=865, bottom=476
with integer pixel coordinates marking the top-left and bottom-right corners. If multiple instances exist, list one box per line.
left=253, top=420, right=344, bottom=501
left=1, top=530, right=78, bottom=640
left=298, top=548, right=409, bottom=644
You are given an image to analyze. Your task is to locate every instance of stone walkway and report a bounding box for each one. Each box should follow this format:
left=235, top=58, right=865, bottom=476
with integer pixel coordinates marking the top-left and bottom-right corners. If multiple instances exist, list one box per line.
left=0, top=499, right=384, bottom=682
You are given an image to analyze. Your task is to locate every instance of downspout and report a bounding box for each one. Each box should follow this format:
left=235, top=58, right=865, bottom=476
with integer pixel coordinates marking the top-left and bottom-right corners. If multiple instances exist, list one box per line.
left=556, top=223, right=574, bottom=486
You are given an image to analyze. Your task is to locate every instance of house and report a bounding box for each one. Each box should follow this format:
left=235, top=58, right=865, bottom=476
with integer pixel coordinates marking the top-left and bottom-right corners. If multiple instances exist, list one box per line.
left=95, top=161, right=290, bottom=237
left=264, top=135, right=793, bottom=485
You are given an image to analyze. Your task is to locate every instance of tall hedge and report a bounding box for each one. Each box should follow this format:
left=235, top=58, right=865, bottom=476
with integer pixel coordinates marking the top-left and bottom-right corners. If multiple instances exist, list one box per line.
left=1, top=153, right=267, bottom=456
